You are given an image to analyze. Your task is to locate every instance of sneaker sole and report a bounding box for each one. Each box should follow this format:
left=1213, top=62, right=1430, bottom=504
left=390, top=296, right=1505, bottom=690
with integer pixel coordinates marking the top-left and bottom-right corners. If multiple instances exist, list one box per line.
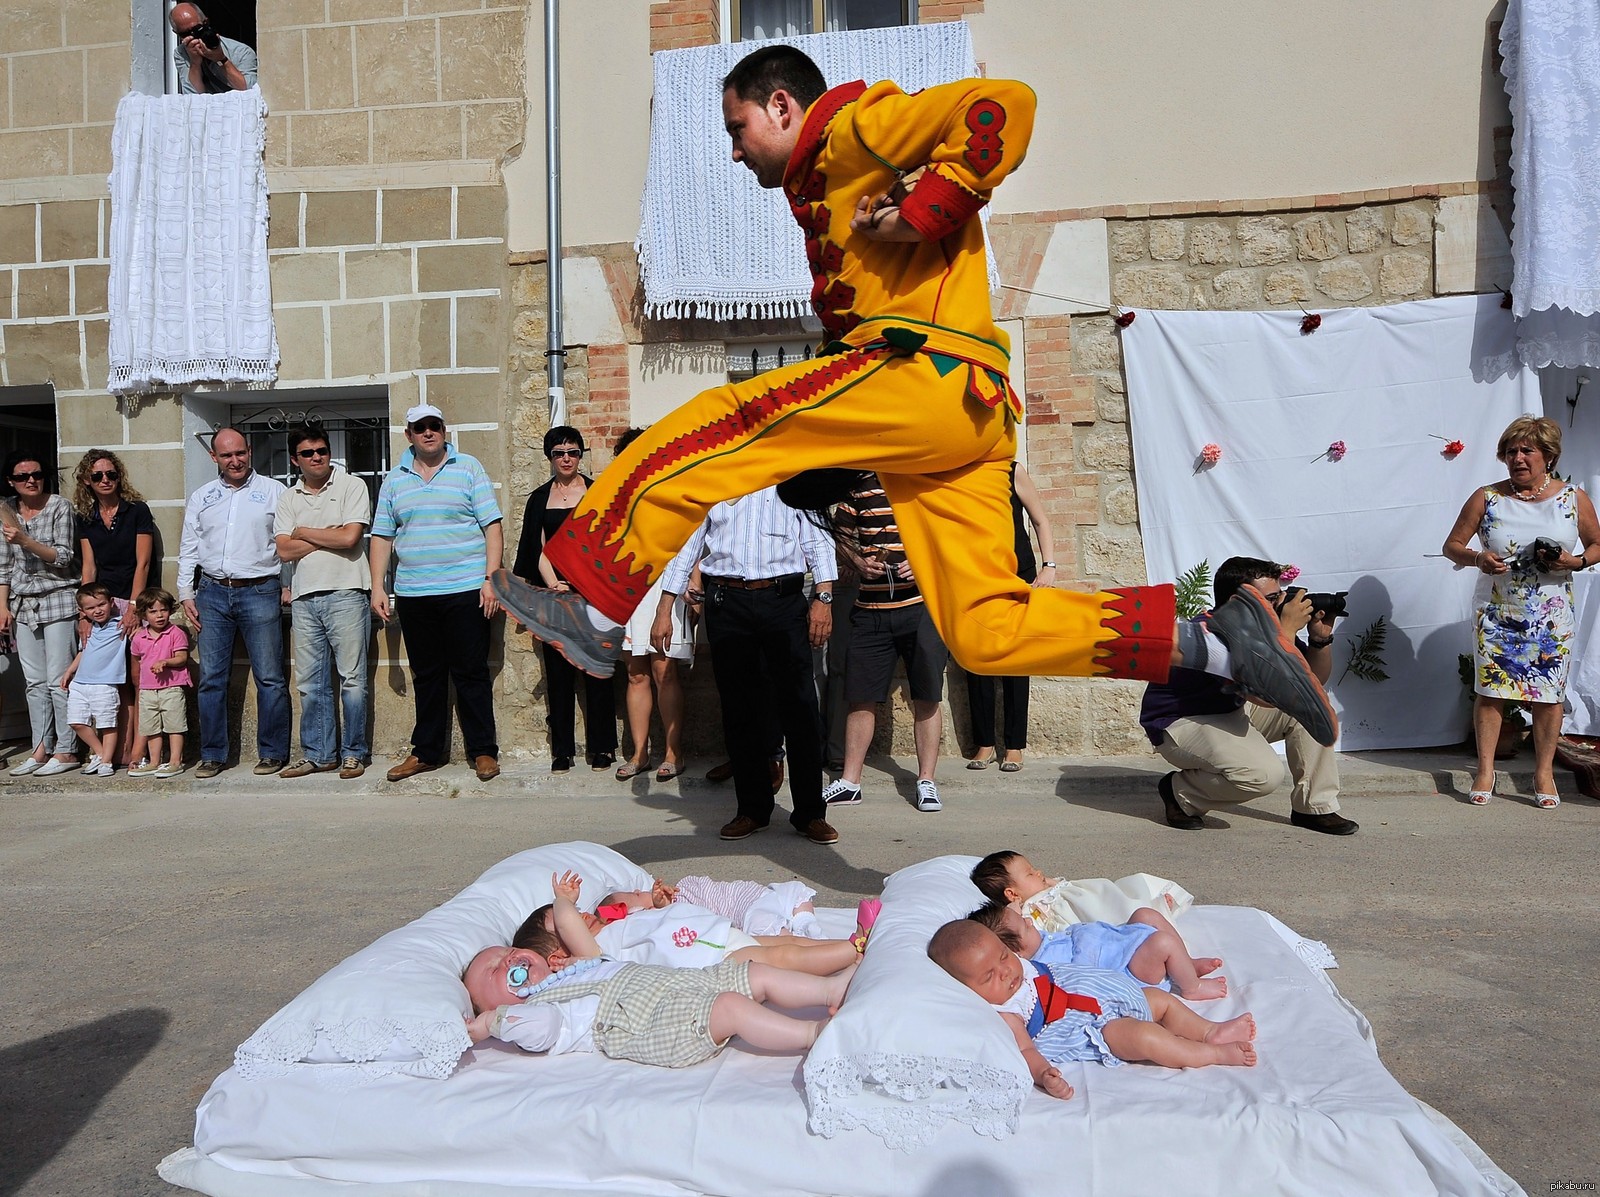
left=825, top=793, right=862, bottom=806
left=1210, top=588, right=1339, bottom=746
left=915, top=800, right=943, bottom=812
left=491, top=570, right=620, bottom=679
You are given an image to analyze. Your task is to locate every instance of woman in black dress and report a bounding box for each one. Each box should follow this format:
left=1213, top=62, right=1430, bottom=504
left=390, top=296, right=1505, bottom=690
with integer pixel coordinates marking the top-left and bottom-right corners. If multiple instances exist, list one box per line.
left=74, top=449, right=155, bottom=622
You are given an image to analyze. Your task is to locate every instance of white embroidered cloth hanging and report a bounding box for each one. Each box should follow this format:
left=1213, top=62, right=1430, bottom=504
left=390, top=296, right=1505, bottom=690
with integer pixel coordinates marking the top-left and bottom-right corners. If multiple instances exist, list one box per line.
left=1500, top=0, right=1600, bottom=370
left=107, top=88, right=278, bottom=394
left=636, top=23, right=990, bottom=322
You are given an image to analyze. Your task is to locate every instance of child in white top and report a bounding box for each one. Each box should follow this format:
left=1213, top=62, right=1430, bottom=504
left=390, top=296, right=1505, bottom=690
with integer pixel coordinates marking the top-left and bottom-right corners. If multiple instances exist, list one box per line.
left=61, top=584, right=127, bottom=777
left=598, top=875, right=826, bottom=938
left=928, top=920, right=1257, bottom=1100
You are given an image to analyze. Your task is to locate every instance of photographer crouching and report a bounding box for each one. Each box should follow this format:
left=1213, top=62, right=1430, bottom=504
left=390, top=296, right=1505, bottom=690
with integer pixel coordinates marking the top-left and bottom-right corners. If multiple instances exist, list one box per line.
left=1138, top=556, right=1358, bottom=836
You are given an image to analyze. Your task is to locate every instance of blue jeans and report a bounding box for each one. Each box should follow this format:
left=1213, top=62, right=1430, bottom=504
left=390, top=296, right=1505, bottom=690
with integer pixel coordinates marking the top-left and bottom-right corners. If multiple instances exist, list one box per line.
left=292, top=588, right=372, bottom=764
left=196, top=578, right=290, bottom=763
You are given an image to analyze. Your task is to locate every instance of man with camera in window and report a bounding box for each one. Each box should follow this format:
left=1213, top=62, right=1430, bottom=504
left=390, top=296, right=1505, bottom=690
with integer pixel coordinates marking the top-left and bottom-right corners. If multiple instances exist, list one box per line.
left=1138, top=556, right=1357, bottom=836
left=170, top=4, right=258, bottom=95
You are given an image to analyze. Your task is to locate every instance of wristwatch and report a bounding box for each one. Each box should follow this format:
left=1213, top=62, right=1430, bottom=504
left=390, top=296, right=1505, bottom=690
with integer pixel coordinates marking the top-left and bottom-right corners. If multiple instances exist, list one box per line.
left=813, top=590, right=834, bottom=605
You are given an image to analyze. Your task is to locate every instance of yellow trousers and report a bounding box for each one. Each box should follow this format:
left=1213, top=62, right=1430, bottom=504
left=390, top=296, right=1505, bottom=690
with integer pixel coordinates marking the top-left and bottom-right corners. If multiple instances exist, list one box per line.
left=546, top=345, right=1175, bottom=681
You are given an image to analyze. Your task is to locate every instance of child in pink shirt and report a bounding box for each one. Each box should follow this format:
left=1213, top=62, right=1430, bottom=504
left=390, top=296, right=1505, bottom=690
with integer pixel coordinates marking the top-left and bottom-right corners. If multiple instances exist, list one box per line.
left=127, top=588, right=192, bottom=778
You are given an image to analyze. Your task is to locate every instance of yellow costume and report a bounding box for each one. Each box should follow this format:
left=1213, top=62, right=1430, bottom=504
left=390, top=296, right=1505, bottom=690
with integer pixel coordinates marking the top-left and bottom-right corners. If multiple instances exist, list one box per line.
left=546, top=78, right=1175, bottom=681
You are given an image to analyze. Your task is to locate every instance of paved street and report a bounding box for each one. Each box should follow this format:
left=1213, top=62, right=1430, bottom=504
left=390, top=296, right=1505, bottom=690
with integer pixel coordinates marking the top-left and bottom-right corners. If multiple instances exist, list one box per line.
left=2, top=748, right=1594, bottom=1195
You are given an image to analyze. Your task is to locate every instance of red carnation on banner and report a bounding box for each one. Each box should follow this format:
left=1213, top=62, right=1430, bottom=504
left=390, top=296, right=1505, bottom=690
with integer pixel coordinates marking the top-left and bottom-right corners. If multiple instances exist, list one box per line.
left=1200, top=443, right=1222, bottom=465
left=1317, top=440, right=1347, bottom=463
left=1279, top=565, right=1301, bottom=585
left=1114, top=309, right=1137, bottom=328
left=1300, top=313, right=1322, bottom=335
left=1432, top=434, right=1466, bottom=459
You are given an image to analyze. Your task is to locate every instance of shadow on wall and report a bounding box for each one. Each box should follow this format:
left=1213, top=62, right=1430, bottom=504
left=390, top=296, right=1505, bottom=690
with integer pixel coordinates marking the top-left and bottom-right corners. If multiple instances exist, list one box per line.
left=0, top=1007, right=170, bottom=1197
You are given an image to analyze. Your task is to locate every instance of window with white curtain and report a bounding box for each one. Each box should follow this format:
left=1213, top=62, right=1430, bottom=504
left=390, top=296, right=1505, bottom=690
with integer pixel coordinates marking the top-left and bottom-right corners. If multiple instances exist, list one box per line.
left=734, top=0, right=917, bottom=40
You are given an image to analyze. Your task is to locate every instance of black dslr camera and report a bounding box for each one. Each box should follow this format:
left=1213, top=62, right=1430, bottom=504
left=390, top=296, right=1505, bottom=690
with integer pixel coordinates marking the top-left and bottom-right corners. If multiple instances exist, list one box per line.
left=1511, top=537, right=1564, bottom=571
left=1278, top=587, right=1348, bottom=620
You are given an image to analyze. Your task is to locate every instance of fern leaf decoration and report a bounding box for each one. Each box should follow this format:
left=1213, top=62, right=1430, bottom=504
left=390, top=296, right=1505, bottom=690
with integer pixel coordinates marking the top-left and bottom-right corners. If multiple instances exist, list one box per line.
left=1174, top=559, right=1212, bottom=620
left=1339, top=617, right=1390, bottom=683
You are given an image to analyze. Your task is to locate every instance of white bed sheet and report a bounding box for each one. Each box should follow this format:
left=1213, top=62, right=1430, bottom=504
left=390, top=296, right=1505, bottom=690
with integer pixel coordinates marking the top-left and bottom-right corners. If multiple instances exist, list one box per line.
left=161, top=906, right=1522, bottom=1197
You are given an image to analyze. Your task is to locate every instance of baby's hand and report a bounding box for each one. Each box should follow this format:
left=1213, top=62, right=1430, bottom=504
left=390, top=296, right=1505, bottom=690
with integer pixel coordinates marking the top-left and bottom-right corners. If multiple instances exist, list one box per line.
left=465, top=1008, right=498, bottom=1043
left=651, top=879, right=677, bottom=908
left=552, top=870, right=583, bottom=904
left=1037, top=1066, right=1074, bottom=1101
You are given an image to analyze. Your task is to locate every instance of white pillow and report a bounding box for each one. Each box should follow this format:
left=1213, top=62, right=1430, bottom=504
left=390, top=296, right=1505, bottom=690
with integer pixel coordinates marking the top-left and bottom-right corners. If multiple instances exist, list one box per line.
left=234, top=841, right=652, bottom=1084
left=803, top=855, right=1032, bottom=1150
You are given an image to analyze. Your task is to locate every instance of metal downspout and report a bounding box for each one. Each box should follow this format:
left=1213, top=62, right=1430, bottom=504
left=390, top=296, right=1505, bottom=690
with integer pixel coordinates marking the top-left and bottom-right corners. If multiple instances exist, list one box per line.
left=544, top=0, right=565, bottom=426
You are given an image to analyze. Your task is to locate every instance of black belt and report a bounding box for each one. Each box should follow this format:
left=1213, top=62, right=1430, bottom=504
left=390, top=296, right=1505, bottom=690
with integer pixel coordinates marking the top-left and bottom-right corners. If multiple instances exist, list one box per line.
left=204, top=575, right=277, bottom=588
left=703, top=573, right=805, bottom=596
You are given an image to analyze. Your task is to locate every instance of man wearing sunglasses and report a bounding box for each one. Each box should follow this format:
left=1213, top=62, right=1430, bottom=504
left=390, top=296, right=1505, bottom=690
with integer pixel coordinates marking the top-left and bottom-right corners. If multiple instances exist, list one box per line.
left=169, top=3, right=257, bottom=95
left=273, top=424, right=373, bottom=782
left=370, top=404, right=504, bottom=783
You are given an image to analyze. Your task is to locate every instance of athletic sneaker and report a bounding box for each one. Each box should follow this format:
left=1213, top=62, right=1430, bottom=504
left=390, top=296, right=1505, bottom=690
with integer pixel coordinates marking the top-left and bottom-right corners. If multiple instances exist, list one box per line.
left=1208, top=586, right=1339, bottom=747
left=80, top=754, right=103, bottom=775
left=490, top=569, right=621, bottom=678
left=128, top=761, right=162, bottom=777
left=914, top=779, right=942, bottom=812
left=92, top=762, right=114, bottom=777
left=823, top=778, right=863, bottom=806
left=153, top=761, right=186, bottom=779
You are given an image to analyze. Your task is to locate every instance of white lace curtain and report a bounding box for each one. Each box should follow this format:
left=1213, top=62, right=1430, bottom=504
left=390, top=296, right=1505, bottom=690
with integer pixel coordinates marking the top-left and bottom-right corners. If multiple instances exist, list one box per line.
left=1500, top=0, right=1600, bottom=370
left=106, top=88, right=279, bottom=394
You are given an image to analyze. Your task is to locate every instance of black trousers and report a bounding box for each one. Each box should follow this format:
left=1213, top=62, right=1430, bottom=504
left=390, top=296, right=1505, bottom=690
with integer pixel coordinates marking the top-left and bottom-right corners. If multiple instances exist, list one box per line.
left=706, top=585, right=824, bottom=828
left=542, top=640, right=617, bottom=759
left=966, top=671, right=1031, bottom=751
left=396, top=590, right=498, bottom=763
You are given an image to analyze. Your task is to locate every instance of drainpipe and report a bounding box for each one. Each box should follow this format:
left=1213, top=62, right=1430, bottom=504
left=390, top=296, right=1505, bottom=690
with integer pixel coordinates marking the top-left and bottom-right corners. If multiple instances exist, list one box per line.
left=544, top=0, right=565, bottom=426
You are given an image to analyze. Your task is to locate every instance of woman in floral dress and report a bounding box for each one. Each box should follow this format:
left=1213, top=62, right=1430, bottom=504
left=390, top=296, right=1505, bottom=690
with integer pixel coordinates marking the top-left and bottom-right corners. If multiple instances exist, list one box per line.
left=1444, top=416, right=1600, bottom=808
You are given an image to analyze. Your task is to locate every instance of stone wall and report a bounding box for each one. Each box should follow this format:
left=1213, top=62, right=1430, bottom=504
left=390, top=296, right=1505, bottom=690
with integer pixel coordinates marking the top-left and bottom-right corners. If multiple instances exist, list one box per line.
left=0, top=0, right=125, bottom=187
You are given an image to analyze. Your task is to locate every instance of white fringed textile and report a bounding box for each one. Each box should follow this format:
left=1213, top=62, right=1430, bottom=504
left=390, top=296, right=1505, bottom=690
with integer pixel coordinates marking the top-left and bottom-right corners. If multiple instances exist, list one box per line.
left=107, top=88, right=278, bottom=394
left=1500, top=0, right=1600, bottom=370
left=636, top=23, right=992, bottom=322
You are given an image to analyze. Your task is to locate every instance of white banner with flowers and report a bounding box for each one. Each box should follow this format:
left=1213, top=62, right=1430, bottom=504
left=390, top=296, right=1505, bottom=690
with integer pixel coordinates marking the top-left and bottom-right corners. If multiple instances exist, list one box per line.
left=1123, top=294, right=1540, bottom=751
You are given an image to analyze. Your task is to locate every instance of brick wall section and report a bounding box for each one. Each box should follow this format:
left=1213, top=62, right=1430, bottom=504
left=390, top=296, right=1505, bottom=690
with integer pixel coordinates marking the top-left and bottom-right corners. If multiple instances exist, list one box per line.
left=0, top=2, right=127, bottom=182
left=649, top=0, right=720, bottom=52
left=580, top=343, right=634, bottom=451
left=920, top=1, right=986, bottom=22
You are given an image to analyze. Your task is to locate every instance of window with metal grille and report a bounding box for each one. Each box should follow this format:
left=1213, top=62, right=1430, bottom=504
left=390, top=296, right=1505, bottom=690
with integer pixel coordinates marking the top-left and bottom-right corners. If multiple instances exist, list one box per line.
left=733, top=0, right=916, bottom=40
left=725, top=341, right=819, bottom=383
left=230, top=399, right=391, bottom=509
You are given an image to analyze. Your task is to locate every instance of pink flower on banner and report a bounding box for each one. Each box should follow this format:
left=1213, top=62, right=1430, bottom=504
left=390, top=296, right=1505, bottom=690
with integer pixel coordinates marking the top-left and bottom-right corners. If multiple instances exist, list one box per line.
left=1200, top=443, right=1222, bottom=465
left=1279, top=565, right=1301, bottom=585
left=1326, top=440, right=1347, bottom=462
left=672, top=927, right=699, bottom=948
left=1432, top=434, right=1466, bottom=459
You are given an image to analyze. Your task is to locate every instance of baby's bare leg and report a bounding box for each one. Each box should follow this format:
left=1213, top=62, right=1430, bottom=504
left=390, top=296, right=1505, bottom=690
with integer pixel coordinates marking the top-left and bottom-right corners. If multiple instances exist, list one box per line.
left=745, top=959, right=857, bottom=1011
left=1101, top=1016, right=1256, bottom=1068
left=735, top=940, right=860, bottom=976
left=1145, top=988, right=1256, bottom=1054
left=707, top=992, right=827, bottom=1051
left=1127, top=909, right=1225, bottom=999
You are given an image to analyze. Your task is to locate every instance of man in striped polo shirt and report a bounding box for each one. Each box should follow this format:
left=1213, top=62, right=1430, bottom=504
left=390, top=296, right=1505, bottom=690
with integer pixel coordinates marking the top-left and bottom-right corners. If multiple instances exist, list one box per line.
left=369, top=403, right=504, bottom=783
left=823, top=474, right=949, bottom=813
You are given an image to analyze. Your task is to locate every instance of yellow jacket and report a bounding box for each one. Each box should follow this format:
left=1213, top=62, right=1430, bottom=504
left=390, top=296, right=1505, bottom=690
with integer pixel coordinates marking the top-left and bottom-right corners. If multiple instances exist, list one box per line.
left=782, top=76, right=1036, bottom=406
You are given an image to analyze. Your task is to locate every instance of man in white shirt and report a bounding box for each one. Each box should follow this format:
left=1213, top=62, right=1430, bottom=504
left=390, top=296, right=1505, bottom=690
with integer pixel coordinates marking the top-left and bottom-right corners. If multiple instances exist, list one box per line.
left=653, top=487, right=837, bottom=845
left=177, top=427, right=289, bottom=778
left=273, top=423, right=373, bottom=781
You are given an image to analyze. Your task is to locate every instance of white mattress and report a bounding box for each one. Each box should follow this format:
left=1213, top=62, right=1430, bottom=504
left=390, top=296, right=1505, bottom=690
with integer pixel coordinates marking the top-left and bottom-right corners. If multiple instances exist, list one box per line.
left=160, top=906, right=1523, bottom=1197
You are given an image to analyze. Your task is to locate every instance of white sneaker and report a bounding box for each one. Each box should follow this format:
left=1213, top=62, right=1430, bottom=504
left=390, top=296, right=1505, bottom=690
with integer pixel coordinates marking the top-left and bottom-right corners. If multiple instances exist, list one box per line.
left=914, top=779, right=942, bottom=812
left=93, top=762, right=114, bottom=777
left=9, top=757, right=44, bottom=776
left=35, top=758, right=77, bottom=777
left=80, top=754, right=103, bottom=775
left=153, top=761, right=186, bottom=779
left=823, top=778, right=863, bottom=806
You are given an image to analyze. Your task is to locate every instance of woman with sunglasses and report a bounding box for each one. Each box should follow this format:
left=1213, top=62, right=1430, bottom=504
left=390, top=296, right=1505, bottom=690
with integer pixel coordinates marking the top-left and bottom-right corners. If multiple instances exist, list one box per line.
left=73, top=450, right=155, bottom=631
left=512, top=427, right=618, bottom=772
left=1, top=452, right=82, bottom=776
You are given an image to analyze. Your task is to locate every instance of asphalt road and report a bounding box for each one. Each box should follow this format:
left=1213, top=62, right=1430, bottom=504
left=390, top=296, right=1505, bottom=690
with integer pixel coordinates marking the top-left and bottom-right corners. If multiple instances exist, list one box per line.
left=2, top=750, right=1593, bottom=1195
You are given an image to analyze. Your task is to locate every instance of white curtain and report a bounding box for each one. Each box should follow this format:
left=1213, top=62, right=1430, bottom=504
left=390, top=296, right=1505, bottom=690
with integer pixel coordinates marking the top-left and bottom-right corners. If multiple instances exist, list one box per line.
left=1500, top=0, right=1600, bottom=371
left=1123, top=295, right=1541, bottom=751
left=636, top=22, right=984, bottom=321
left=106, top=88, right=278, bottom=394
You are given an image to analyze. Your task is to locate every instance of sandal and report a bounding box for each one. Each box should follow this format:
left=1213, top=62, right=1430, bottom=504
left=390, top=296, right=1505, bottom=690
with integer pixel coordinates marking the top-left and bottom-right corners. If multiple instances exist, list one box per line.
left=1468, top=790, right=1491, bottom=805
left=966, top=751, right=995, bottom=770
left=615, top=760, right=646, bottom=781
left=1535, top=792, right=1561, bottom=809
left=655, top=761, right=683, bottom=781
left=851, top=898, right=883, bottom=953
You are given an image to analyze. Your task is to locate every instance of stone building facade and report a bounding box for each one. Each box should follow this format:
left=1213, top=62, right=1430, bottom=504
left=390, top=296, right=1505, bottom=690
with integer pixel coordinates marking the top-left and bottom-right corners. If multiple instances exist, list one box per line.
left=0, top=0, right=1512, bottom=759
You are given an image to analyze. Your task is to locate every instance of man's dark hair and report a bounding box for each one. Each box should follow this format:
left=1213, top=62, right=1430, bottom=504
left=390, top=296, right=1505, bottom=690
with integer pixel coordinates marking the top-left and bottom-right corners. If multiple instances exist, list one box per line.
left=965, top=902, right=1022, bottom=951
left=286, top=421, right=328, bottom=456
left=722, top=45, right=827, bottom=112
left=970, top=850, right=1022, bottom=904
left=1213, top=556, right=1282, bottom=606
left=512, top=904, right=563, bottom=958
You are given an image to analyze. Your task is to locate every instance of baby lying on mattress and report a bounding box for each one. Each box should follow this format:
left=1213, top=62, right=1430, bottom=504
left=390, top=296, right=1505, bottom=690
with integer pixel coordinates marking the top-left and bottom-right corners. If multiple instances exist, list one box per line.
left=465, top=872, right=855, bottom=1067
left=598, top=875, right=828, bottom=938
left=929, top=919, right=1257, bottom=1101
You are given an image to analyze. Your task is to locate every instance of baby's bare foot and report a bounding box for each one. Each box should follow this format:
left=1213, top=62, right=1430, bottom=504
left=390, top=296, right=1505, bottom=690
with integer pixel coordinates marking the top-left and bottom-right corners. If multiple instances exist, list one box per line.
left=1204, top=1012, right=1256, bottom=1045
left=1181, top=975, right=1228, bottom=1000
left=1193, top=956, right=1223, bottom=977
left=1212, top=1040, right=1257, bottom=1067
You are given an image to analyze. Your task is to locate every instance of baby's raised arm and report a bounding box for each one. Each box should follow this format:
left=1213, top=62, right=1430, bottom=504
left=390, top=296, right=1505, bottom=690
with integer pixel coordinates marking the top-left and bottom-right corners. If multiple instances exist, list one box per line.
left=1001, top=1012, right=1074, bottom=1100
left=551, top=870, right=603, bottom=959
left=651, top=879, right=678, bottom=907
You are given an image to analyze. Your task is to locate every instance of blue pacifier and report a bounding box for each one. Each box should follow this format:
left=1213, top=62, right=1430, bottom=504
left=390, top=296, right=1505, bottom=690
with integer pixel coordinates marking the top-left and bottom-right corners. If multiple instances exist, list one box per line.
left=507, top=963, right=531, bottom=994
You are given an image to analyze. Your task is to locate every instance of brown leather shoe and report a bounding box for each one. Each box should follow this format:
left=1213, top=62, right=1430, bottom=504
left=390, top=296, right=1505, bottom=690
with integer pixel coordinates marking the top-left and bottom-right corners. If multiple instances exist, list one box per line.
left=797, top=818, right=839, bottom=845
left=474, top=755, right=500, bottom=781
left=706, top=760, right=734, bottom=783
left=719, top=814, right=769, bottom=841
left=770, top=758, right=785, bottom=793
left=386, top=754, right=439, bottom=782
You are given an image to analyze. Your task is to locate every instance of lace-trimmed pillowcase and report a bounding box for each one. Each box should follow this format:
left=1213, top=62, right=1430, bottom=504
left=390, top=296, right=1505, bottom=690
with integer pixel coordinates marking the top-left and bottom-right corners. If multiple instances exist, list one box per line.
left=234, top=842, right=653, bottom=1084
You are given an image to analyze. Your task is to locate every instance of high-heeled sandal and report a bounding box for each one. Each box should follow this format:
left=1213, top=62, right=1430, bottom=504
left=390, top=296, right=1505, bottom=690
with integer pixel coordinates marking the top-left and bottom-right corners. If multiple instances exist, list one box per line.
left=1534, top=792, right=1561, bottom=809
left=1468, top=790, right=1491, bottom=805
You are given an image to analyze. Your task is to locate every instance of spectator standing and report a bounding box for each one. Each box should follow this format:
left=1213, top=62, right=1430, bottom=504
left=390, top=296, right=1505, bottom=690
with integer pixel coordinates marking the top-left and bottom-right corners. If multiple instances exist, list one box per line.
left=1, top=453, right=80, bottom=776
left=655, top=487, right=838, bottom=844
left=177, top=428, right=290, bottom=779
left=823, top=475, right=950, bottom=813
left=370, top=404, right=503, bottom=783
left=965, top=464, right=1056, bottom=773
left=169, top=3, right=258, bottom=94
left=512, top=427, right=617, bottom=773
left=126, top=587, right=191, bottom=778
left=273, top=423, right=374, bottom=781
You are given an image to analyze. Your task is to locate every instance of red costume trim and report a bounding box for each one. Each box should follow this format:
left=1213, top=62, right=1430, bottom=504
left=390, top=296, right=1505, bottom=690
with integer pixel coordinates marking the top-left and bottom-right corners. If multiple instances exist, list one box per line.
left=899, top=167, right=985, bottom=241
left=1092, top=585, right=1177, bottom=683
left=1035, top=974, right=1102, bottom=1022
left=962, top=98, right=1008, bottom=177
left=545, top=349, right=890, bottom=624
left=783, top=81, right=868, bottom=189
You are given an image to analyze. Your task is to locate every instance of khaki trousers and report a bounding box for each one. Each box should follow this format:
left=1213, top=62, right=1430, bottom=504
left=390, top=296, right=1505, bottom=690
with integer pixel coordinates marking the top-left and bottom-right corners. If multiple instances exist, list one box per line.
left=1156, top=704, right=1341, bottom=816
